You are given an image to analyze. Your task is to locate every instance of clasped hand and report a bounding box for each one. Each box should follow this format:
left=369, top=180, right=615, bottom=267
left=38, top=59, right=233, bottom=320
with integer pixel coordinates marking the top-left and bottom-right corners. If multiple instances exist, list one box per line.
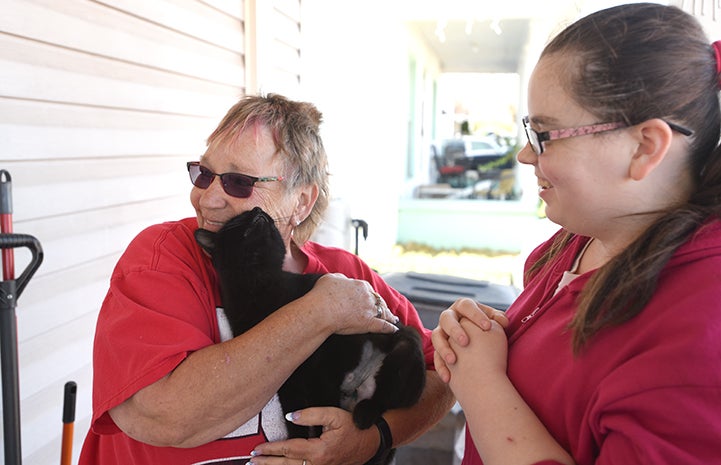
left=431, top=298, right=510, bottom=384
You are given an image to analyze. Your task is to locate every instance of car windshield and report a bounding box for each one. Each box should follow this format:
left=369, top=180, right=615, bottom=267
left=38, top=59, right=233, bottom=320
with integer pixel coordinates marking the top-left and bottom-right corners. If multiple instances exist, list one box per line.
left=468, top=141, right=495, bottom=151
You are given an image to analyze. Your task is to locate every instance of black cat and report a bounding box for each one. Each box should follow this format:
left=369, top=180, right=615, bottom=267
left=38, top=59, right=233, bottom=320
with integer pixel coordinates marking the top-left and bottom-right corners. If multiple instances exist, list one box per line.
left=195, top=207, right=426, bottom=464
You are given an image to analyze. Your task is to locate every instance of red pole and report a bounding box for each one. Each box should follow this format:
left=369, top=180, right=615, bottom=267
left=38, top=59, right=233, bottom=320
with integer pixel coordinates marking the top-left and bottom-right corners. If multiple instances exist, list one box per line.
left=0, top=170, right=13, bottom=280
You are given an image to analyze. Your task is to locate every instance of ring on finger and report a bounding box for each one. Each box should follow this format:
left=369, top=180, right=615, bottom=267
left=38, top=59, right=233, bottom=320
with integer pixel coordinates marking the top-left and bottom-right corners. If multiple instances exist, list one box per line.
left=372, top=291, right=384, bottom=318
left=302, top=460, right=307, bottom=465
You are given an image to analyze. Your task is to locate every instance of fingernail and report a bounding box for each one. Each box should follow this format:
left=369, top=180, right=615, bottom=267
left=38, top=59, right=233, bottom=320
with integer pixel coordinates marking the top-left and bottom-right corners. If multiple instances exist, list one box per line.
left=250, top=450, right=260, bottom=457
left=285, top=411, right=299, bottom=422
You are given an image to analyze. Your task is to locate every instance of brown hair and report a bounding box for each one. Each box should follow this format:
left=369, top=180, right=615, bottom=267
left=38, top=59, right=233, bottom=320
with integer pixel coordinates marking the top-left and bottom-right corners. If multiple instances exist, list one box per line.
left=527, top=3, right=721, bottom=352
left=206, top=93, right=330, bottom=244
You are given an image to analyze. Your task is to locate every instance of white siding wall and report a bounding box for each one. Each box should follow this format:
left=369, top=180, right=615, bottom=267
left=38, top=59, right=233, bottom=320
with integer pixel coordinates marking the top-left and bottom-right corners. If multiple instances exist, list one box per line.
left=0, top=1, right=248, bottom=464
left=248, top=0, right=302, bottom=97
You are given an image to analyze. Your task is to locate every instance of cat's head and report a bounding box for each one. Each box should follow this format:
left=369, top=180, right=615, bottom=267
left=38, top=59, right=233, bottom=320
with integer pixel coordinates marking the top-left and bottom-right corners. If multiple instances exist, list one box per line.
left=194, top=207, right=286, bottom=271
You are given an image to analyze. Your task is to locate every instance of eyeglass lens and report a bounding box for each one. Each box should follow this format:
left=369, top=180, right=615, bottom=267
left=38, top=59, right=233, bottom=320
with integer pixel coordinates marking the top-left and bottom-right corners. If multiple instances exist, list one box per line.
left=187, top=163, right=255, bottom=198
left=522, top=117, right=542, bottom=154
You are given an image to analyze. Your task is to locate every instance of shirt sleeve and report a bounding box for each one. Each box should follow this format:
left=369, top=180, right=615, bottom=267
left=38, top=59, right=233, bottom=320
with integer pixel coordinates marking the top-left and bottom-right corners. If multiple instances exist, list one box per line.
left=90, top=222, right=219, bottom=433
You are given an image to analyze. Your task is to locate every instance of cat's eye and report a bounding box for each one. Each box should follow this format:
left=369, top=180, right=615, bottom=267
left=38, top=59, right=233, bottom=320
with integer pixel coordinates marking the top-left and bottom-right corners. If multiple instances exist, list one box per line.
left=187, top=162, right=284, bottom=198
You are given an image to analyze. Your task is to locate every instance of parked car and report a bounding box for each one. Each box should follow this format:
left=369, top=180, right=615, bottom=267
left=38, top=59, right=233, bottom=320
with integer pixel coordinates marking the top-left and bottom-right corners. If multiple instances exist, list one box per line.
left=432, top=136, right=512, bottom=170
left=459, top=136, right=509, bottom=168
left=429, top=136, right=519, bottom=198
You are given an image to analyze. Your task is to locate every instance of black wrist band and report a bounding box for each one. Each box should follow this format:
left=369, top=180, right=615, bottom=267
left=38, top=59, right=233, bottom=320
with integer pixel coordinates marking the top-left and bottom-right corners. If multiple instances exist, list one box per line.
left=368, top=416, right=393, bottom=464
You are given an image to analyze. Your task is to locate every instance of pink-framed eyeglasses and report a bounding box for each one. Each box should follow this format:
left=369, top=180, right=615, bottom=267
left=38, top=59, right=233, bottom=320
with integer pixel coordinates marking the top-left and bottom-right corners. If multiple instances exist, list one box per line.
left=522, top=116, right=693, bottom=155
left=522, top=116, right=627, bottom=155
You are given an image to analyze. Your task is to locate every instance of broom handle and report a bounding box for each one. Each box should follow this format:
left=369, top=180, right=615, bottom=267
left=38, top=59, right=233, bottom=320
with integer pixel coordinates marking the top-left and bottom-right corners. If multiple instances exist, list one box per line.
left=0, top=169, right=19, bottom=465
left=1, top=170, right=13, bottom=280
left=60, top=381, right=77, bottom=465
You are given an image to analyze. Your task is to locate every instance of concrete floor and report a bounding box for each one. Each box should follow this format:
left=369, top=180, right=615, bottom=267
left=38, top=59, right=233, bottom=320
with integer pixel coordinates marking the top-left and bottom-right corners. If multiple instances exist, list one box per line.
left=395, top=403, right=465, bottom=465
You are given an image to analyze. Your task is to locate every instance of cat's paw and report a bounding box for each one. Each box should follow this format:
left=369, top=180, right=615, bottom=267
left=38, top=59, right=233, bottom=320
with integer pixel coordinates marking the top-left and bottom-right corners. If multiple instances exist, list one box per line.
left=352, top=399, right=383, bottom=429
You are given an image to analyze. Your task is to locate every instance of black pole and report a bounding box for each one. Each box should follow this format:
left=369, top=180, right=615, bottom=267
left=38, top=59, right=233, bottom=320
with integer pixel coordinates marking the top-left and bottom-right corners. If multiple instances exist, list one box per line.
left=0, top=277, right=21, bottom=465
left=0, top=168, right=21, bottom=465
left=0, top=234, right=43, bottom=465
left=0, top=170, right=44, bottom=465
left=350, top=219, right=368, bottom=256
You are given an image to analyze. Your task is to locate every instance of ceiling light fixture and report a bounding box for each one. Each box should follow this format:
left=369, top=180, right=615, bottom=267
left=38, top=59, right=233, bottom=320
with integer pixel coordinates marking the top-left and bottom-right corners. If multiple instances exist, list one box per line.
left=435, top=20, right=447, bottom=43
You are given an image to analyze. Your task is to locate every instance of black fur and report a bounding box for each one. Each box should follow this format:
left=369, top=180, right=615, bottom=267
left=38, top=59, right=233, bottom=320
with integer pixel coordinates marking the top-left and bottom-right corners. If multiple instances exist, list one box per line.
left=195, top=207, right=426, bottom=464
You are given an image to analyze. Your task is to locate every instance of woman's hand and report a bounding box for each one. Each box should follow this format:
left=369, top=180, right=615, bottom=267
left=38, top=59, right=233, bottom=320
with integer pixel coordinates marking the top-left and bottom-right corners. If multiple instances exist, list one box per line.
left=307, top=273, right=398, bottom=335
left=249, top=407, right=377, bottom=465
left=446, top=317, right=508, bottom=393
left=431, top=298, right=509, bottom=383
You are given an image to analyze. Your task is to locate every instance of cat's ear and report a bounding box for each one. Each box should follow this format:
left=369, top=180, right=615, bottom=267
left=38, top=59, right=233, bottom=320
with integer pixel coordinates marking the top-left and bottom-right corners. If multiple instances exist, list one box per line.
left=194, top=229, right=216, bottom=253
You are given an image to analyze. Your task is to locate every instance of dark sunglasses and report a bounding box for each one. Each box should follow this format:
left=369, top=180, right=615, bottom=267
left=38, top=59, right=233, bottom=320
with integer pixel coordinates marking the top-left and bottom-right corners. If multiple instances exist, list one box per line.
left=187, top=161, right=284, bottom=199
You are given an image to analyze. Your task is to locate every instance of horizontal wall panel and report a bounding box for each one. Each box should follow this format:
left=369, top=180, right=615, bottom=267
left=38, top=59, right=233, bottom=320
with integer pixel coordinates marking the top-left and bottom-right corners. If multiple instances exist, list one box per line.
left=4, top=156, right=190, bottom=189
left=0, top=33, right=241, bottom=99
left=0, top=97, right=226, bottom=130
left=264, top=69, right=302, bottom=97
left=1, top=126, right=212, bottom=163
left=271, top=39, right=302, bottom=72
left=17, top=259, right=118, bottom=341
left=272, top=5, right=302, bottom=48
left=20, top=209, right=191, bottom=275
left=95, top=0, right=244, bottom=51
left=274, top=0, right=301, bottom=21
left=2, top=0, right=244, bottom=86
left=3, top=158, right=191, bottom=220
left=0, top=60, right=236, bottom=119
left=1, top=123, right=210, bottom=159
left=16, top=317, right=96, bottom=462
left=200, top=0, right=244, bottom=20
left=0, top=39, right=240, bottom=117
left=20, top=311, right=97, bottom=401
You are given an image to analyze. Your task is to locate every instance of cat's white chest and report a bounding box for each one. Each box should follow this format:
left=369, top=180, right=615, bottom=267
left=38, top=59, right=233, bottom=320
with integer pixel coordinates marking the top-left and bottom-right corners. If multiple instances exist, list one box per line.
left=217, top=307, right=235, bottom=342
left=216, top=306, right=289, bottom=441
left=340, top=341, right=384, bottom=410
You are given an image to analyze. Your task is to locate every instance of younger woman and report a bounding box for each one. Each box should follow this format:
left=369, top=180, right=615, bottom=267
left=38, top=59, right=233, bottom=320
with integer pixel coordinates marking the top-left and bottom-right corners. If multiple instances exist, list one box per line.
left=433, top=4, right=721, bottom=464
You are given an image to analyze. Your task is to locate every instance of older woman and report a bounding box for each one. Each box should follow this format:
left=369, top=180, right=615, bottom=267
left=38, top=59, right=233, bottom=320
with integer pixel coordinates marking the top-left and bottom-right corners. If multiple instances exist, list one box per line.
left=79, top=94, right=454, bottom=465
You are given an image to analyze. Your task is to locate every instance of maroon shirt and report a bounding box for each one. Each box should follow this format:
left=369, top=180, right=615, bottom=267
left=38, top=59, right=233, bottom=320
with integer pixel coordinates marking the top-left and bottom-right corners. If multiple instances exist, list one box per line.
left=462, top=221, right=721, bottom=464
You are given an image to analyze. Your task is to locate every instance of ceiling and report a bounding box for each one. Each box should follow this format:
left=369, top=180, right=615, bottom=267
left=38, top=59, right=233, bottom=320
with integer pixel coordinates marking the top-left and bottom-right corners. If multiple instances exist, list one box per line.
left=399, top=0, right=599, bottom=74
left=409, top=18, right=531, bottom=73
